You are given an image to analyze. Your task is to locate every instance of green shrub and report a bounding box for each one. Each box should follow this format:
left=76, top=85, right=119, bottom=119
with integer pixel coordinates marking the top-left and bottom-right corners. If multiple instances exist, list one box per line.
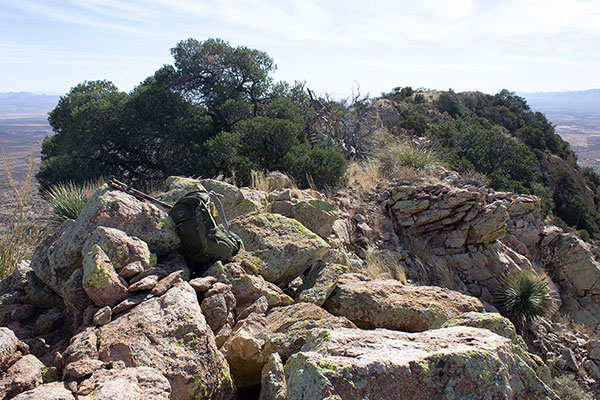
left=283, top=143, right=347, bottom=188
left=496, top=270, right=555, bottom=331
left=551, top=375, right=593, bottom=400
left=42, top=180, right=102, bottom=227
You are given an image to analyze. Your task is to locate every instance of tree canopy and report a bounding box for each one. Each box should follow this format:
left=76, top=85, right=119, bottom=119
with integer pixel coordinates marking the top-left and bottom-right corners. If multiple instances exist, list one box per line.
left=38, top=38, right=347, bottom=190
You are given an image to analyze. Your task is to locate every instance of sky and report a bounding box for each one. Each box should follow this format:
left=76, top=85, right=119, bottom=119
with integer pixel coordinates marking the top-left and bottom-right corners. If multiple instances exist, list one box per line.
left=1, top=0, right=599, bottom=98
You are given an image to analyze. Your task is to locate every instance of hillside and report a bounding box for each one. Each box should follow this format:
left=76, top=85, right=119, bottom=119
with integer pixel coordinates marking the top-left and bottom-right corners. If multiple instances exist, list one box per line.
left=2, top=39, right=600, bottom=399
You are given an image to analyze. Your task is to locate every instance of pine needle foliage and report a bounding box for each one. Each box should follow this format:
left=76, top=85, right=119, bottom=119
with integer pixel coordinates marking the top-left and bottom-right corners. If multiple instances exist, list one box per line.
left=496, top=270, right=555, bottom=329
left=42, top=180, right=101, bottom=227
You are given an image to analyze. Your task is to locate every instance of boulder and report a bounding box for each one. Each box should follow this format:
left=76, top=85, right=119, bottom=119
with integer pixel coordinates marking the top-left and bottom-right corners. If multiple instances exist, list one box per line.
left=284, top=327, right=557, bottom=400
left=324, top=275, right=484, bottom=332
left=0, top=354, right=45, bottom=399
left=62, top=327, right=99, bottom=366
left=442, top=312, right=526, bottom=348
left=200, top=178, right=266, bottom=220
left=97, top=282, right=235, bottom=400
left=221, top=313, right=269, bottom=388
left=264, top=303, right=355, bottom=360
left=30, top=187, right=180, bottom=294
left=12, top=382, right=75, bottom=400
left=230, top=212, right=329, bottom=285
left=82, top=245, right=128, bottom=308
left=271, top=199, right=340, bottom=239
left=0, top=327, right=28, bottom=371
left=61, top=268, right=93, bottom=332
left=204, top=261, right=293, bottom=307
left=260, top=353, right=287, bottom=400
left=539, top=229, right=600, bottom=324
left=33, top=307, right=65, bottom=336
left=81, top=226, right=156, bottom=273
left=156, top=176, right=206, bottom=204
left=76, top=367, right=171, bottom=400
left=295, top=263, right=348, bottom=306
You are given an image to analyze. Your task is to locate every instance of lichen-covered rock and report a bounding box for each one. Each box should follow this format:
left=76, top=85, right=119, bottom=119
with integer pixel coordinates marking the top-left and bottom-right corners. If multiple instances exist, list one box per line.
left=76, top=367, right=171, bottom=400
left=220, top=313, right=269, bottom=388
left=264, top=303, right=356, bottom=360
left=156, top=175, right=206, bottom=204
left=30, top=186, right=179, bottom=294
left=82, top=245, right=128, bottom=308
left=230, top=212, right=329, bottom=285
left=61, top=268, right=93, bottom=332
left=271, top=199, right=340, bottom=239
left=442, top=312, right=526, bottom=348
left=204, top=261, right=293, bottom=307
left=82, top=226, right=156, bottom=272
left=295, top=263, right=348, bottom=306
left=200, top=179, right=266, bottom=220
left=324, top=274, right=484, bottom=332
left=0, top=354, right=45, bottom=399
left=97, top=282, right=235, bottom=400
left=284, top=327, right=557, bottom=400
left=260, top=353, right=287, bottom=400
left=466, top=201, right=509, bottom=245
left=62, top=327, right=99, bottom=366
left=12, top=382, right=75, bottom=400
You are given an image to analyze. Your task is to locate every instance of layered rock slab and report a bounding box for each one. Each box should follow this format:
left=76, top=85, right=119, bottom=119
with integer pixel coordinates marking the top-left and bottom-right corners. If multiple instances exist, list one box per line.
left=324, top=274, right=484, bottom=332
left=97, top=282, right=234, bottom=400
left=284, top=327, right=557, bottom=400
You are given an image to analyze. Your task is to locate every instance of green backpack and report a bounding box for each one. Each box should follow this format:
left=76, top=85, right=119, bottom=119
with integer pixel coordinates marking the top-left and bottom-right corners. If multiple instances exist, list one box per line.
left=168, top=190, right=242, bottom=275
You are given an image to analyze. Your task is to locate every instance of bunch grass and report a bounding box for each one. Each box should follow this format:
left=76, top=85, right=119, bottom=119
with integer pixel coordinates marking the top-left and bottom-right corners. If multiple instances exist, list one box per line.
left=0, top=149, right=34, bottom=279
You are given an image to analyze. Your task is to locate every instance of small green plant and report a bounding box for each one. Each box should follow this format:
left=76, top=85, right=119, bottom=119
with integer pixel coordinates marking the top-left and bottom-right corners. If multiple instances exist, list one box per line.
left=42, top=180, right=102, bottom=227
left=496, top=270, right=555, bottom=331
left=551, top=375, right=593, bottom=400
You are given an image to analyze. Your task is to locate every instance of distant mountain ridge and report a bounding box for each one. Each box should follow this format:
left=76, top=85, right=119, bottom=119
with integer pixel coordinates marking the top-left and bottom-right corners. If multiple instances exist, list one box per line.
left=0, top=92, right=60, bottom=117
left=518, top=89, right=600, bottom=115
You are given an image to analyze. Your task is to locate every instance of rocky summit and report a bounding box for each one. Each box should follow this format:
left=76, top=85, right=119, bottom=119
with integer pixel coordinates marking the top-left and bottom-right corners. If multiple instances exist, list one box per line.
left=1, top=174, right=599, bottom=399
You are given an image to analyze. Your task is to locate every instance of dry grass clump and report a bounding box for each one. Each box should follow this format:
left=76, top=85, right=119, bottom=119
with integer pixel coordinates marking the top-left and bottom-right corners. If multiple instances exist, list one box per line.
left=363, top=247, right=407, bottom=283
left=551, top=375, right=593, bottom=400
left=348, top=131, right=445, bottom=192
left=250, top=170, right=297, bottom=192
left=0, top=150, right=34, bottom=279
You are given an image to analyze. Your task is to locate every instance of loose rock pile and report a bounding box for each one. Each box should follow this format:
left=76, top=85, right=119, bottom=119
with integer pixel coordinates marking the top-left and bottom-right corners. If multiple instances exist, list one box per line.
left=0, top=174, right=594, bottom=398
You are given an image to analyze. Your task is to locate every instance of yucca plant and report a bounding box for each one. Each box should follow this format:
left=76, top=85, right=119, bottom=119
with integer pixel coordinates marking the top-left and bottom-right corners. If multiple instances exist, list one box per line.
left=496, top=270, right=555, bottom=332
left=42, top=180, right=102, bottom=227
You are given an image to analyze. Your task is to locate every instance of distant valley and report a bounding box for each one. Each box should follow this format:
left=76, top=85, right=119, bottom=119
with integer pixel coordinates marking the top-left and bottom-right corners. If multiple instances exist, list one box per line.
left=519, top=89, right=600, bottom=172
left=0, top=92, right=58, bottom=227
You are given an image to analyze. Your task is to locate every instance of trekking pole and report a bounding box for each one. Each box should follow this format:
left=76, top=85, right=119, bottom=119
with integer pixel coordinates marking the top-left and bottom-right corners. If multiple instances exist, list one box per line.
left=208, top=191, right=230, bottom=232
left=108, top=176, right=173, bottom=210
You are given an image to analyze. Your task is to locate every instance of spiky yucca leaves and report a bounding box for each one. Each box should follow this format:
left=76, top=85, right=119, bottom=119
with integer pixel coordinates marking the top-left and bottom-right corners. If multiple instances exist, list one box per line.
left=42, top=180, right=101, bottom=227
left=497, top=270, right=555, bottom=331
